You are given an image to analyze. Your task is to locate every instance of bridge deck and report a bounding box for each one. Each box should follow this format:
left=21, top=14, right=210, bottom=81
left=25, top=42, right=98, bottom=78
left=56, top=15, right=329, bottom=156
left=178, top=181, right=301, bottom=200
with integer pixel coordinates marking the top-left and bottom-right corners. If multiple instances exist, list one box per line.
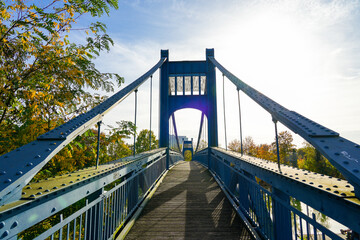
left=125, top=161, right=253, bottom=240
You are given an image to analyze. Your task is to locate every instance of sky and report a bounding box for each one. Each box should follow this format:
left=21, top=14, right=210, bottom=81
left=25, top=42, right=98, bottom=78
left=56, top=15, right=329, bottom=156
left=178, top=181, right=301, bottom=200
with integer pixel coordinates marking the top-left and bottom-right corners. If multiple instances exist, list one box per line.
left=76, top=0, right=360, bottom=148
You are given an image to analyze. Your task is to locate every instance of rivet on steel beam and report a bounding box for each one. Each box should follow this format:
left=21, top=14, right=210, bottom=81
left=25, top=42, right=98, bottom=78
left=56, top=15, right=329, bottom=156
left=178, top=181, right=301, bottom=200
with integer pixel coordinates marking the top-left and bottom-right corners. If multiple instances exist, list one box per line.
left=51, top=207, right=56, bottom=212
left=27, top=162, right=33, bottom=166
left=37, top=192, right=42, bottom=195
left=16, top=171, right=23, bottom=176
left=0, top=171, right=6, bottom=175
left=353, top=169, right=359, bottom=173
left=4, top=179, right=11, bottom=183
left=11, top=221, right=18, bottom=229
left=0, top=222, right=5, bottom=229
left=1, top=230, right=9, bottom=237
left=30, top=194, right=36, bottom=197
left=44, top=189, right=50, bottom=192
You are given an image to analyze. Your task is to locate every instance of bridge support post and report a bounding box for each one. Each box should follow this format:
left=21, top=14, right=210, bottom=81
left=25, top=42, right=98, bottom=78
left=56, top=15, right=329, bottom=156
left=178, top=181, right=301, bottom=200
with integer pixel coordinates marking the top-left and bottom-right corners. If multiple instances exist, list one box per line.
left=159, top=50, right=169, bottom=149
left=85, top=188, right=104, bottom=240
left=206, top=49, right=218, bottom=147
left=207, top=148, right=211, bottom=170
left=166, top=147, right=170, bottom=170
left=272, top=188, right=292, bottom=240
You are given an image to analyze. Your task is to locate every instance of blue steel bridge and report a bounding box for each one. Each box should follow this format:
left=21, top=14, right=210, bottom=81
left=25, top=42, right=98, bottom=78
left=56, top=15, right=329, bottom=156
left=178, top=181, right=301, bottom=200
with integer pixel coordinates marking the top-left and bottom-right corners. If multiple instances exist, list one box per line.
left=0, top=49, right=360, bottom=240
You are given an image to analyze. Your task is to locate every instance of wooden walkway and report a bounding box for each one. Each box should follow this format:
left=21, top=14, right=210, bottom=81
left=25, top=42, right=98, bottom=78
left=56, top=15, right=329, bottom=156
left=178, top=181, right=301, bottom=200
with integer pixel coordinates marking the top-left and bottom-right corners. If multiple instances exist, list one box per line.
left=125, top=161, right=253, bottom=240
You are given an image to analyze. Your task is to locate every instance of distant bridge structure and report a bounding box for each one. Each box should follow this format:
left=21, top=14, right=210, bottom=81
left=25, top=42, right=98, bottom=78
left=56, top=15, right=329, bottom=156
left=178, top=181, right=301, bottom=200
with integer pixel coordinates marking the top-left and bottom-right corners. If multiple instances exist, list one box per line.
left=0, top=49, right=359, bottom=240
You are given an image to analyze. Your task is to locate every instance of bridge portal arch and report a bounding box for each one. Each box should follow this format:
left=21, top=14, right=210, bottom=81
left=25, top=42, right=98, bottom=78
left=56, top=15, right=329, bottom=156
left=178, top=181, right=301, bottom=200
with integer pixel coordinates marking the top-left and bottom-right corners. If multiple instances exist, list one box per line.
left=159, top=49, right=218, bottom=148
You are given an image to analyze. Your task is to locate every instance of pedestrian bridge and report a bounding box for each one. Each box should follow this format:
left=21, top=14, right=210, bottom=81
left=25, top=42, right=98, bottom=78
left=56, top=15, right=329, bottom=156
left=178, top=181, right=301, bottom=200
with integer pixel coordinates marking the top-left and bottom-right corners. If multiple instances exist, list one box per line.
left=0, top=49, right=359, bottom=240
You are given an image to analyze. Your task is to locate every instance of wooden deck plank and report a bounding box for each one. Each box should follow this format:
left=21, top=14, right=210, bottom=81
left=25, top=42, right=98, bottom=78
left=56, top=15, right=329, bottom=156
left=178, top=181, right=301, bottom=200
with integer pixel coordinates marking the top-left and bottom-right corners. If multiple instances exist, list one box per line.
left=125, top=161, right=253, bottom=240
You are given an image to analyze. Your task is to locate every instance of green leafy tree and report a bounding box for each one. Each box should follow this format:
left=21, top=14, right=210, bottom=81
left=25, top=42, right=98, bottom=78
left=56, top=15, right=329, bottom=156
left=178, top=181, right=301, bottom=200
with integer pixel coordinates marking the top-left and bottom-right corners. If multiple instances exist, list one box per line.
left=271, top=131, right=296, bottom=164
left=135, top=129, right=158, bottom=154
left=0, top=0, right=122, bottom=155
left=297, top=142, right=343, bottom=178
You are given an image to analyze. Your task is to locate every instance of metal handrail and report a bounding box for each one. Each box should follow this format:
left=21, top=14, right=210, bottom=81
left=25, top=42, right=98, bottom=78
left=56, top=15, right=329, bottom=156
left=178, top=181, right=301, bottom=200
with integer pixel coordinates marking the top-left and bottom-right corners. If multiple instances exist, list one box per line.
left=208, top=56, right=360, bottom=197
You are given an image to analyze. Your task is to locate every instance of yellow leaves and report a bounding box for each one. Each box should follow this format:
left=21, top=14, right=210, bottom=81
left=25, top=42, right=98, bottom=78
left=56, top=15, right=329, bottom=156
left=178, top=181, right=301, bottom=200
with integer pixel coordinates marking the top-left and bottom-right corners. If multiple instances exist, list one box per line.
left=1, top=8, right=7, bottom=16
left=29, top=89, right=36, bottom=99
left=66, top=57, right=74, bottom=65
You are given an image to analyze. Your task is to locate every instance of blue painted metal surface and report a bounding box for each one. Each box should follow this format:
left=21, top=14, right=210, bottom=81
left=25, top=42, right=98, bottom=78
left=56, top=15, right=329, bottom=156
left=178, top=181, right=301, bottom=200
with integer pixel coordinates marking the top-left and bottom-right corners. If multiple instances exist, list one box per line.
left=0, top=57, right=166, bottom=207
left=208, top=56, right=360, bottom=198
left=159, top=49, right=218, bottom=148
left=194, top=147, right=358, bottom=239
left=171, top=113, right=181, bottom=152
left=30, top=150, right=183, bottom=240
left=195, top=112, right=205, bottom=152
left=0, top=149, right=181, bottom=239
left=193, top=147, right=360, bottom=239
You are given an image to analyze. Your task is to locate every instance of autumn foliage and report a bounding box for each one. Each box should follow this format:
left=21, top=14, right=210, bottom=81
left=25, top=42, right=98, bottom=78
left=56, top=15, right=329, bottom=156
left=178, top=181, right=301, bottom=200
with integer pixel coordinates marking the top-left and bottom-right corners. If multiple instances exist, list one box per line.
left=228, top=131, right=343, bottom=178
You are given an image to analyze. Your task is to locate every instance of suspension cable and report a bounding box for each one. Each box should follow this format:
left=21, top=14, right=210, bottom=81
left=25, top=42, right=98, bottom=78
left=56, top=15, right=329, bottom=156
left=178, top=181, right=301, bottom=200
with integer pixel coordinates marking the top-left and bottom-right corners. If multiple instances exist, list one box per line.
left=237, top=88, right=244, bottom=155
left=96, top=121, right=102, bottom=169
left=223, top=74, right=228, bottom=150
left=149, top=75, right=153, bottom=150
left=133, top=89, right=138, bottom=157
left=273, top=117, right=282, bottom=173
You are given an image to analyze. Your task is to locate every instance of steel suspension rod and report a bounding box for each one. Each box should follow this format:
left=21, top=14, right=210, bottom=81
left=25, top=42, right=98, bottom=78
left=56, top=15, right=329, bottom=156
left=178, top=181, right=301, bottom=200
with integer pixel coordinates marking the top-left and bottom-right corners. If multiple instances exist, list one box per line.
left=149, top=75, right=153, bottom=150
left=223, top=74, right=228, bottom=150
left=133, top=89, right=138, bottom=156
left=237, top=89, right=244, bottom=155
left=96, top=121, right=102, bottom=169
left=273, top=118, right=282, bottom=173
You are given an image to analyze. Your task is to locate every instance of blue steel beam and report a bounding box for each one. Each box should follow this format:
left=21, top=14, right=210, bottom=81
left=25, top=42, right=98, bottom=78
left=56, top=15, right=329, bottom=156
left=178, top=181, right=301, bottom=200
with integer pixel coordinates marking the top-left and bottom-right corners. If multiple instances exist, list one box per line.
left=0, top=57, right=166, bottom=206
left=195, top=112, right=205, bottom=152
left=0, top=149, right=167, bottom=239
left=171, top=113, right=181, bottom=152
left=210, top=147, right=360, bottom=234
left=208, top=57, right=360, bottom=197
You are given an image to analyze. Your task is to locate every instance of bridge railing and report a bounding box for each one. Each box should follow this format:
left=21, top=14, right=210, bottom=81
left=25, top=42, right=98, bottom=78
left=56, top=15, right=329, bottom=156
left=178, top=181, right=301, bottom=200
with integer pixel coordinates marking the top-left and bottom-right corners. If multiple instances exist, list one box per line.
left=194, top=147, right=360, bottom=240
left=208, top=56, right=360, bottom=198
left=0, top=54, right=178, bottom=239
left=30, top=149, right=182, bottom=240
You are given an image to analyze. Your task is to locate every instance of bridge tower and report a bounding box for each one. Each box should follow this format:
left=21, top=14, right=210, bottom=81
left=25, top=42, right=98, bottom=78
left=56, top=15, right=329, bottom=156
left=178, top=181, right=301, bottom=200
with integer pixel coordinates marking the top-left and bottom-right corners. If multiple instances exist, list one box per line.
left=159, top=49, right=218, bottom=148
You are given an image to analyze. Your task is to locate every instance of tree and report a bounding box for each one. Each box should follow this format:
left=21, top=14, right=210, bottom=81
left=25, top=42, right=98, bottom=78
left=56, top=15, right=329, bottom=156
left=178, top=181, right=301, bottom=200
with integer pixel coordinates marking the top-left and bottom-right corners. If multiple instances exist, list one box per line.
left=135, top=129, right=158, bottom=154
left=256, top=143, right=276, bottom=161
left=243, top=136, right=257, bottom=156
left=228, top=139, right=242, bottom=153
left=297, top=142, right=343, bottom=178
left=197, top=139, right=207, bottom=151
left=271, top=131, right=296, bottom=164
left=0, top=0, right=122, bottom=155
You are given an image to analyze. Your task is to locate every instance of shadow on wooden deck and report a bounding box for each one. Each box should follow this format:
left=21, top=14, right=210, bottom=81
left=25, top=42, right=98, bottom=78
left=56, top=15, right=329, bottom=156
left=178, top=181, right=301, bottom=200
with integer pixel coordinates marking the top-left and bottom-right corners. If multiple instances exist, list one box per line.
left=125, top=161, right=253, bottom=240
